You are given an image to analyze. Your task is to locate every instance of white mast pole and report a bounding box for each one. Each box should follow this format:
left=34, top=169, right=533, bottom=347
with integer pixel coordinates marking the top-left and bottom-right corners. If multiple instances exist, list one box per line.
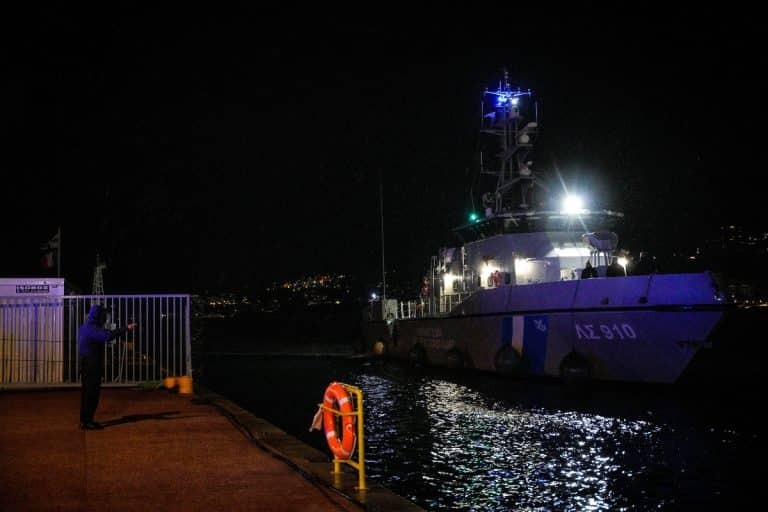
left=379, top=171, right=386, bottom=302
left=58, top=227, right=61, bottom=278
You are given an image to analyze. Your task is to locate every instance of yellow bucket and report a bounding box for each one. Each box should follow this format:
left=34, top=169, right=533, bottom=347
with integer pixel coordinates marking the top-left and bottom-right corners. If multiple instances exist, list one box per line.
left=163, top=377, right=177, bottom=390
left=177, top=376, right=193, bottom=395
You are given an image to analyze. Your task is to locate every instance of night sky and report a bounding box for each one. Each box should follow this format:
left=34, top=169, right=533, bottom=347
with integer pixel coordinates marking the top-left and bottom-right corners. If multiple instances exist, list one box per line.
left=3, top=7, right=762, bottom=294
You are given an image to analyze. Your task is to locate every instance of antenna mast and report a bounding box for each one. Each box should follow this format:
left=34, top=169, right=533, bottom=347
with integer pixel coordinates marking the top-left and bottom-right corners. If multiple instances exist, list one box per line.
left=379, top=171, right=386, bottom=301
left=92, top=254, right=106, bottom=295
left=480, top=69, right=545, bottom=214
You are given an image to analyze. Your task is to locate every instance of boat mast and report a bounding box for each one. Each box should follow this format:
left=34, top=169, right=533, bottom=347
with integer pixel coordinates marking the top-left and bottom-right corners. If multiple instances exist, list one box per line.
left=379, top=170, right=386, bottom=302
left=480, top=70, right=546, bottom=215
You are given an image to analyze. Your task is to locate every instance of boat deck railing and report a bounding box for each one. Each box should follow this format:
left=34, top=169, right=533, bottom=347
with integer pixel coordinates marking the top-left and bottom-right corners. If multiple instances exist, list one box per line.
left=397, top=292, right=473, bottom=319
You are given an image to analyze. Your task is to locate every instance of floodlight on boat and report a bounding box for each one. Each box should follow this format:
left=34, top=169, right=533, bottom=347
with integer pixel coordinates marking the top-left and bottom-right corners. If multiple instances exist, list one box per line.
left=515, top=258, right=531, bottom=276
left=561, top=195, right=585, bottom=215
left=617, top=257, right=628, bottom=268
left=443, top=273, right=458, bottom=292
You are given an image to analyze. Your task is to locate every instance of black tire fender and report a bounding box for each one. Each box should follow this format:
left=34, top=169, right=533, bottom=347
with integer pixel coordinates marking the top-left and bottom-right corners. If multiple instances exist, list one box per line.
left=445, top=348, right=465, bottom=369
left=408, top=344, right=426, bottom=367
left=494, top=345, right=521, bottom=374
left=559, top=351, right=592, bottom=385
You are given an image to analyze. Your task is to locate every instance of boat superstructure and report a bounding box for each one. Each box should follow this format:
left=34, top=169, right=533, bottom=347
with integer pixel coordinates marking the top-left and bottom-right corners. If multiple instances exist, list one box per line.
left=363, top=72, right=728, bottom=384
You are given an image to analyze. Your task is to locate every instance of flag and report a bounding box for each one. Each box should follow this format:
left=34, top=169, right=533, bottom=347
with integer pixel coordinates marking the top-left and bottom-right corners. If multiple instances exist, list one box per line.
left=40, top=229, right=60, bottom=271
left=41, top=252, right=54, bottom=269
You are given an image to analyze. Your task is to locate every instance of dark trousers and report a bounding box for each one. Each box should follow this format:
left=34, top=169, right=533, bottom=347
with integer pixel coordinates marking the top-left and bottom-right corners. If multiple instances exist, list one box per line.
left=80, top=356, right=103, bottom=423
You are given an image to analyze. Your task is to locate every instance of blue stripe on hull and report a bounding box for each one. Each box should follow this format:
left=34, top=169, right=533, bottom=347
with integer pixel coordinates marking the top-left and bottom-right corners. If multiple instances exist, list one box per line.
left=522, top=315, right=548, bottom=374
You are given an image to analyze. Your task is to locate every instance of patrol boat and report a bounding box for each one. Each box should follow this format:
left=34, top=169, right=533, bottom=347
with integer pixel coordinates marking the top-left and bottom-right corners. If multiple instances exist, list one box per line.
left=363, top=72, right=729, bottom=384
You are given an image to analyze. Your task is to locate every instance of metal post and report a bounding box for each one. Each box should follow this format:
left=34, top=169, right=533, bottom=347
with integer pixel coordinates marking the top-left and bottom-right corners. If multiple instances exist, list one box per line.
left=185, top=295, right=192, bottom=377
left=355, top=387, right=367, bottom=490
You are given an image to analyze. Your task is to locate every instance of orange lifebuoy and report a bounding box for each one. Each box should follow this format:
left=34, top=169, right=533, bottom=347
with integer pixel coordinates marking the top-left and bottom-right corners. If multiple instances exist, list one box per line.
left=322, top=382, right=356, bottom=460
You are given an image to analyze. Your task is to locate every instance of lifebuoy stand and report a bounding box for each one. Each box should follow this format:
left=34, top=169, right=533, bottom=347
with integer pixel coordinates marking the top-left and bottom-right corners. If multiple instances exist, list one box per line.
left=310, top=381, right=367, bottom=490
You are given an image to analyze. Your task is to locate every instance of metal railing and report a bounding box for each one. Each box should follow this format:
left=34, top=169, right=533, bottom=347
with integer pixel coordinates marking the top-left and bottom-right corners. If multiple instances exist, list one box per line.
left=0, top=296, right=63, bottom=384
left=397, top=292, right=472, bottom=319
left=0, top=294, right=191, bottom=386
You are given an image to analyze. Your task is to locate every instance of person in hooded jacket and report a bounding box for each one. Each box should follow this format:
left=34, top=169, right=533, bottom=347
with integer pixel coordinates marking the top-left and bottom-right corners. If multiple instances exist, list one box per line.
left=78, top=304, right=137, bottom=430
left=581, top=260, right=599, bottom=279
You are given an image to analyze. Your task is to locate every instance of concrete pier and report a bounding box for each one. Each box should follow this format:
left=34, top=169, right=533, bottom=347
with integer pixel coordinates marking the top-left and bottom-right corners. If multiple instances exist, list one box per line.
left=0, top=387, right=421, bottom=511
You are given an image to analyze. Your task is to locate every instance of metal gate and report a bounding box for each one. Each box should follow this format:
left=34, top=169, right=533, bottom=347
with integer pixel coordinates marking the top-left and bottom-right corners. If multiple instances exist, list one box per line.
left=0, top=295, right=191, bottom=386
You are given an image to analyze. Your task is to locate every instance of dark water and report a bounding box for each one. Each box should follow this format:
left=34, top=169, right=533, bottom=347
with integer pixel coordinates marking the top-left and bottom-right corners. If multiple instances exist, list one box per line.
left=201, top=355, right=760, bottom=511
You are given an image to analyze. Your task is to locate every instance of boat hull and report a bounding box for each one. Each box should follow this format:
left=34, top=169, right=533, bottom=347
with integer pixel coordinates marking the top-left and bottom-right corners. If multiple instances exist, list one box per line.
left=363, top=273, right=729, bottom=384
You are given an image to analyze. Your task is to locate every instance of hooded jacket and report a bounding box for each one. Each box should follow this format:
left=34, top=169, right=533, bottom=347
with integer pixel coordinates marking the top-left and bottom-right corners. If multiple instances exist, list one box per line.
left=77, top=305, right=125, bottom=357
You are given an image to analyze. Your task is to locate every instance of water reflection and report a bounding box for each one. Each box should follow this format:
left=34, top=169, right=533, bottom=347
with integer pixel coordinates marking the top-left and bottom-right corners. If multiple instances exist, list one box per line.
left=203, top=356, right=759, bottom=512
left=356, top=373, right=670, bottom=511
